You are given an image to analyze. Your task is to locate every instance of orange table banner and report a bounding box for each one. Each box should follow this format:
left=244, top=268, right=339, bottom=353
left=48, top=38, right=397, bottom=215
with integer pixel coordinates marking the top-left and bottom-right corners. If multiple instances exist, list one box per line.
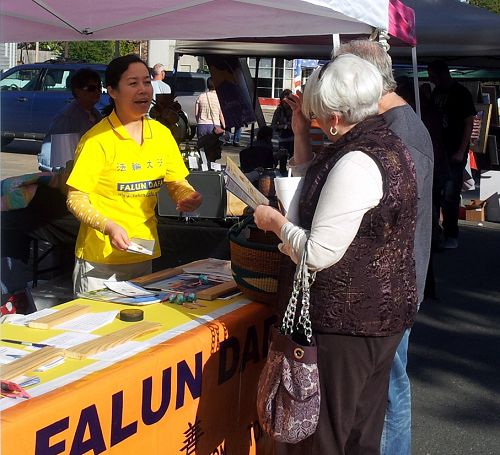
left=1, top=298, right=277, bottom=455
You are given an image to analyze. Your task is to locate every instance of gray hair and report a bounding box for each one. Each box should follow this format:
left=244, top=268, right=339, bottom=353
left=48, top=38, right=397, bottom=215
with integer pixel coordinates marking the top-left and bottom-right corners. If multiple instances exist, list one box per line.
left=302, top=54, right=382, bottom=125
left=335, top=39, right=397, bottom=94
left=152, top=63, right=165, bottom=76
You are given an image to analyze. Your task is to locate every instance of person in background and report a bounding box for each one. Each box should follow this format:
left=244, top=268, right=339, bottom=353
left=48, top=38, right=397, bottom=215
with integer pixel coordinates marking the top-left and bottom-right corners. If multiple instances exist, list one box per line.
left=335, top=39, right=434, bottom=455
left=271, top=89, right=294, bottom=175
left=66, top=55, right=202, bottom=294
left=195, top=77, right=225, bottom=138
left=151, top=63, right=171, bottom=100
left=428, top=59, right=476, bottom=250
left=227, top=126, right=243, bottom=147
left=39, top=68, right=103, bottom=171
left=239, top=126, right=275, bottom=173
left=254, top=54, right=418, bottom=454
left=196, top=131, right=224, bottom=163
left=396, top=77, right=447, bottom=299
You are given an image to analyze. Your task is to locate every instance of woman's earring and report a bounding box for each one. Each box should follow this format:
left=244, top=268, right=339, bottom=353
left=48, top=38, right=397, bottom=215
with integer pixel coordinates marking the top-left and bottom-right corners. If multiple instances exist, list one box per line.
left=329, top=126, right=338, bottom=136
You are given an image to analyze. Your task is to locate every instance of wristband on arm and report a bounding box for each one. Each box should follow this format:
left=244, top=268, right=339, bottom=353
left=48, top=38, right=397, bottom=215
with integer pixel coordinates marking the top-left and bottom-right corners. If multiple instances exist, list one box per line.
left=165, top=179, right=196, bottom=203
left=67, top=189, right=109, bottom=234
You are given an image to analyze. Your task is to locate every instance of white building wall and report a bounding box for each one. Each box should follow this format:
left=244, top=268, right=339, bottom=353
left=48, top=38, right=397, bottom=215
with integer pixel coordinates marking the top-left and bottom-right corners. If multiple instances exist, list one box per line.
left=0, top=43, right=18, bottom=71
left=148, top=39, right=201, bottom=73
left=147, top=40, right=176, bottom=70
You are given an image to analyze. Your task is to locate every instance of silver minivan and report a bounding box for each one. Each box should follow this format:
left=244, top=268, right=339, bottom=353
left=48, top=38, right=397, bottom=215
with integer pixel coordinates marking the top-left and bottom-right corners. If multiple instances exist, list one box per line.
left=164, top=72, right=210, bottom=138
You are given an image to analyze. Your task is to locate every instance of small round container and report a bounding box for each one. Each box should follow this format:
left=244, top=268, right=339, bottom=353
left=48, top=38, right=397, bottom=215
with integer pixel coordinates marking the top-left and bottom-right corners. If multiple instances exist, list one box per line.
left=119, top=309, right=144, bottom=322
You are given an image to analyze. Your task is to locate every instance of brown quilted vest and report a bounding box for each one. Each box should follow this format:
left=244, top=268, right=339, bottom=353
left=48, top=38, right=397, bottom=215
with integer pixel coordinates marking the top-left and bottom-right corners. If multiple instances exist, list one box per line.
left=278, top=115, right=418, bottom=336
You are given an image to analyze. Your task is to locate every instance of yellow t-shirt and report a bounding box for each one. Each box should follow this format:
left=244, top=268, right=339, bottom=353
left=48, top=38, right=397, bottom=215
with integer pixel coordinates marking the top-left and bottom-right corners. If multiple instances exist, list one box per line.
left=66, top=111, right=189, bottom=264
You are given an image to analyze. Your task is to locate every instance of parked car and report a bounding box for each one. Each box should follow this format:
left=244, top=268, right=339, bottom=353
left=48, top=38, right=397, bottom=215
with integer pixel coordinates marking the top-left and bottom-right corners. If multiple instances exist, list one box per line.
left=0, top=60, right=109, bottom=146
left=164, top=71, right=210, bottom=138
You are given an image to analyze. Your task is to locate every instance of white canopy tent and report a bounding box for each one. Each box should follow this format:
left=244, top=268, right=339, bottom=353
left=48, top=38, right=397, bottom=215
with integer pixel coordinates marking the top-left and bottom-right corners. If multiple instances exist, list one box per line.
left=0, top=0, right=413, bottom=44
left=174, top=1, right=500, bottom=68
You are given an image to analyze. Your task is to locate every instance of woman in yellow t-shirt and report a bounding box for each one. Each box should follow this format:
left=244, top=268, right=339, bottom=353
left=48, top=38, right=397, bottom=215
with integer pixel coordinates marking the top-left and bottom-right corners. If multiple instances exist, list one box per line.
left=66, top=55, right=202, bottom=294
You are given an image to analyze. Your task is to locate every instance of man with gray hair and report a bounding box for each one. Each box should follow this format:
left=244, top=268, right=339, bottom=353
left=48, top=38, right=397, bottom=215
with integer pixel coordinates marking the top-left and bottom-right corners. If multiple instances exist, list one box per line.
left=151, top=63, right=171, bottom=100
left=336, top=39, right=434, bottom=455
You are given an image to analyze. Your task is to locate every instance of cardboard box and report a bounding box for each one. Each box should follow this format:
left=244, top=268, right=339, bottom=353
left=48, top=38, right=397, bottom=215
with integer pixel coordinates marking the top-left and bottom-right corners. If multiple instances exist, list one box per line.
left=465, top=199, right=486, bottom=222
left=465, top=206, right=486, bottom=222
left=480, top=171, right=500, bottom=222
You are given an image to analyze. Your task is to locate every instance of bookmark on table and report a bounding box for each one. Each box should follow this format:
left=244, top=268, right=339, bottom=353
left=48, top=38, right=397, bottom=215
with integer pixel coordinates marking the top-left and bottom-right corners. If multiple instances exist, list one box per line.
left=104, top=281, right=155, bottom=297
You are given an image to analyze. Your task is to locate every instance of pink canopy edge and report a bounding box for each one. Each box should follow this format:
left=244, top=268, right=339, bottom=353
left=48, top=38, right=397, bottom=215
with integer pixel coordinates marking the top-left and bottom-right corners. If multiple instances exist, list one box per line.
left=389, top=0, right=416, bottom=47
left=0, top=0, right=415, bottom=48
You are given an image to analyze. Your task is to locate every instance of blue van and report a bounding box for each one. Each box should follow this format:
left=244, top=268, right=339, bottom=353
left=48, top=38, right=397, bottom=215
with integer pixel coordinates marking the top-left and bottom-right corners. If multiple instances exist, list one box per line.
left=0, top=61, right=109, bottom=146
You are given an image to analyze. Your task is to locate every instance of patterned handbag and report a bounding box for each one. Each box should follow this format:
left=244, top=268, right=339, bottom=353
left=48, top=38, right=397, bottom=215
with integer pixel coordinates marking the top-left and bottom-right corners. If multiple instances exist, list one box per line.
left=256, top=243, right=320, bottom=443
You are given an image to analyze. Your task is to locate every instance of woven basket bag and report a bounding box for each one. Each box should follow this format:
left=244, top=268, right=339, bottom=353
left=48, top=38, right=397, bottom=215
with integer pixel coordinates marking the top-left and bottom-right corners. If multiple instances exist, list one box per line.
left=229, top=217, right=282, bottom=304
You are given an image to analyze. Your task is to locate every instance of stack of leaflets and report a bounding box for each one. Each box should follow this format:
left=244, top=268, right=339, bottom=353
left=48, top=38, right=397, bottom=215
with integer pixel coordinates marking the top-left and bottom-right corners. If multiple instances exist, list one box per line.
left=181, top=258, right=233, bottom=280
left=224, top=157, right=269, bottom=209
left=127, top=238, right=155, bottom=255
left=78, top=281, right=166, bottom=305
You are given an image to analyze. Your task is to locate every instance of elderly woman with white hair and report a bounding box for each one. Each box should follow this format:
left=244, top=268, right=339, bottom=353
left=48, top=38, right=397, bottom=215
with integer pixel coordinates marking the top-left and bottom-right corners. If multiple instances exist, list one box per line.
left=254, top=54, right=418, bottom=454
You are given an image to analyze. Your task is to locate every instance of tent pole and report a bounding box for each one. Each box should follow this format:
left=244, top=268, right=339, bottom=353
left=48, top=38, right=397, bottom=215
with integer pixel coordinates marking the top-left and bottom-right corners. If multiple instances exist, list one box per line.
left=331, top=33, right=340, bottom=58
left=411, top=46, right=421, bottom=118
left=171, top=52, right=180, bottom=96
left=250, top=57, right=260, bottom=147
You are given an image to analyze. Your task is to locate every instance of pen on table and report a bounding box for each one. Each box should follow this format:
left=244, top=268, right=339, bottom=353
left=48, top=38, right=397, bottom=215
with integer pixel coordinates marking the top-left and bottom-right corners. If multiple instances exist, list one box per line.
left=19, top=376, right=40, bottom=388
left=1, top=339, right=50, bottom=349
left=143, top=287, right=171, bottom=292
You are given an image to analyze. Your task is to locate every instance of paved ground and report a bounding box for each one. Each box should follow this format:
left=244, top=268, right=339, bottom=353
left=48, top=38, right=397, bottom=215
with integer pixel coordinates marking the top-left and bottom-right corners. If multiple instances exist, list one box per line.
left=2, top=140, right=500, bottom=454
left=0, top=141, right=40, bottom=179
left=411, top=222, right=500, bottom=454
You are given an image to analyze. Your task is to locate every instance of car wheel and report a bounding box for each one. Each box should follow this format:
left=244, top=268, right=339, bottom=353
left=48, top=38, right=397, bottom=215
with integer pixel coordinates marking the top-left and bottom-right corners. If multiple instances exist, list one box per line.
left=1, top=137, right=14, bottom=147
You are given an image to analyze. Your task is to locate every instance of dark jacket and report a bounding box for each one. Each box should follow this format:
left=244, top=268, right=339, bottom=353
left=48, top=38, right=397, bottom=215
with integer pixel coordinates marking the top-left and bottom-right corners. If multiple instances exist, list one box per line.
left=278, top=115, right=418, bottom=336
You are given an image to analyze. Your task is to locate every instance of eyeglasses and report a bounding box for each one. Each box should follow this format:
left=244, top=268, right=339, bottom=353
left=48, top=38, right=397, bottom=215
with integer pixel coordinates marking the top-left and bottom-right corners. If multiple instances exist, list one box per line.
left=81, top=84, right=101, bottom=92
left=309, top=60, right=334, bottom=120
left=317, top=60, right=332, bottom=81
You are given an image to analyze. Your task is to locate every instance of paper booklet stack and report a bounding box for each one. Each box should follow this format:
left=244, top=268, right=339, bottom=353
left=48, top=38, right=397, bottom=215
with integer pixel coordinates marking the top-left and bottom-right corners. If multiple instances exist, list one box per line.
left=223, top=157, right=269, bottom=209
left=78, top=281, right=167, bottom=305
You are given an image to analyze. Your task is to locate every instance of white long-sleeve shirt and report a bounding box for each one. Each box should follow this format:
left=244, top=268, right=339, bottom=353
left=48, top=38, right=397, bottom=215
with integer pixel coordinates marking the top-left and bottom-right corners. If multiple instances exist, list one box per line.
left=280, top=151, right=383, bottom=271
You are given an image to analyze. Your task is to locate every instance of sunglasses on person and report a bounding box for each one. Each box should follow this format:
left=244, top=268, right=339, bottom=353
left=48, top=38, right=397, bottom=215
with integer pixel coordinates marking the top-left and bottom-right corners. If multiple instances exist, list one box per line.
left=80, top=84, right=101, bottom=92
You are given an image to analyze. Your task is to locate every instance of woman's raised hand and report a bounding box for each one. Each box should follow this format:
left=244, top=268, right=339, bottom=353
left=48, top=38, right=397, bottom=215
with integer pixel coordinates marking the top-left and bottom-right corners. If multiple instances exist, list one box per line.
left=285, top=91, right=310, bottom=137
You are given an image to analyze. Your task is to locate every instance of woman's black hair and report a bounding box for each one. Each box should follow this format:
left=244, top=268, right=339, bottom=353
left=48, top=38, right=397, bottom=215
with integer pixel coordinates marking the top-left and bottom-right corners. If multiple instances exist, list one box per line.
left=102, top=54, right=149, bottom=116
left=279, top=89, right=292, bottom=102
left=207, top=77, right=215, bottom=90
left=105, top=54, right=148, bottom=89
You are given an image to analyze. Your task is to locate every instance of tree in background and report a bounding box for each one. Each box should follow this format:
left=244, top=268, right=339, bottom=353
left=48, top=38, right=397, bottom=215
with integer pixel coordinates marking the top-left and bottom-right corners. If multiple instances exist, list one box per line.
left=17, top=40, right=140, bottom=65
left=17, top=42, right=63, bottom=62
left=68, top=41, right=138, bottom=64
left=468, top=0, right=500, bottom=14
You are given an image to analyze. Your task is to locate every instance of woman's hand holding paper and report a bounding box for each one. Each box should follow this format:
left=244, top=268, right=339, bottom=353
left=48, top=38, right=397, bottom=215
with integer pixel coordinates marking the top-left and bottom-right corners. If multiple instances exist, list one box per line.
left=253, top=205, right=287, bottom=239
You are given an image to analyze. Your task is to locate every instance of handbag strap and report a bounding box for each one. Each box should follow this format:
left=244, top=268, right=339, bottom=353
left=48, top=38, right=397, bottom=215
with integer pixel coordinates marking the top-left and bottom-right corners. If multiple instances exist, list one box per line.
left=206, top=92, right=216, bottom=125
left=281, top=241, right=316, bottom=343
